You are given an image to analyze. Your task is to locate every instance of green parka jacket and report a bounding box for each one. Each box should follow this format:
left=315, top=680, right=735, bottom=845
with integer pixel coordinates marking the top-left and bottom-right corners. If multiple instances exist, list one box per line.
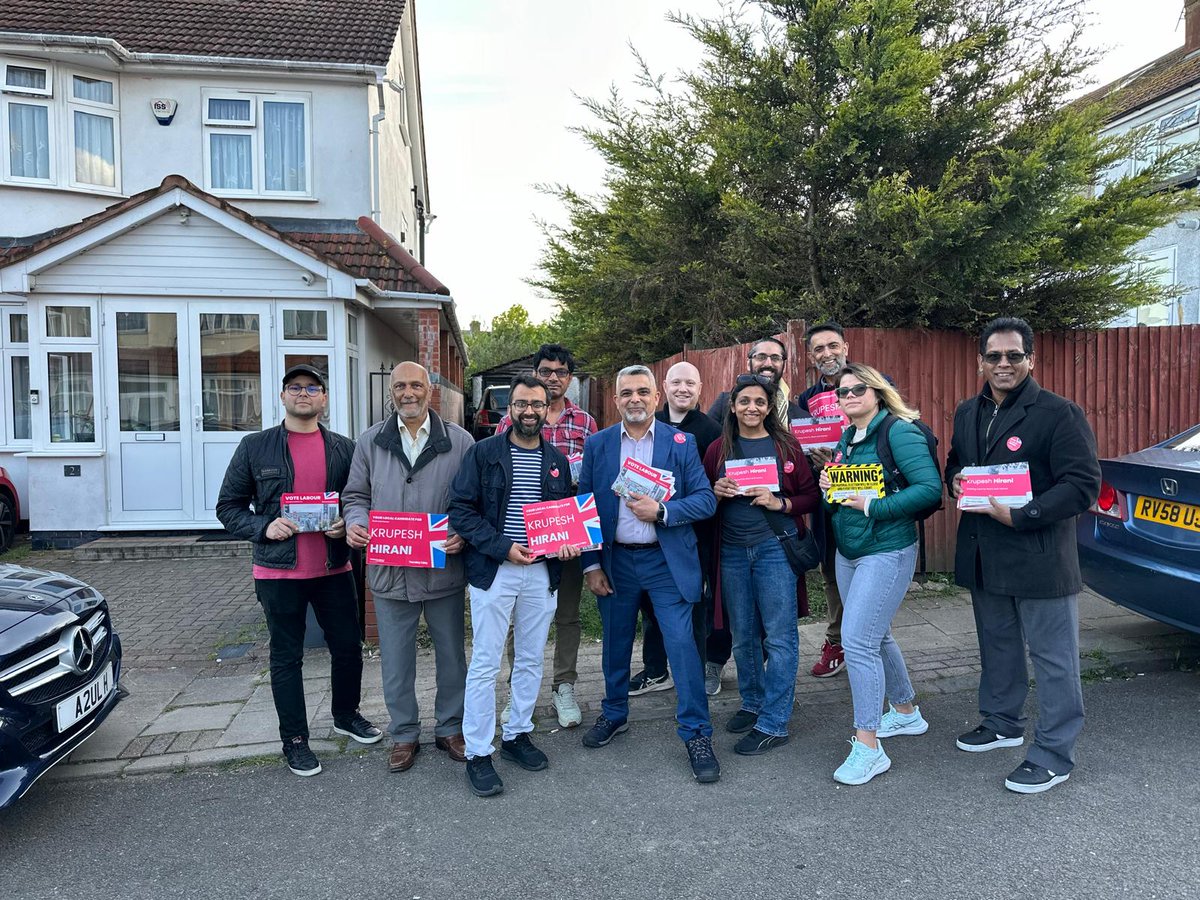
left=824, top=409, right=943, bottom=559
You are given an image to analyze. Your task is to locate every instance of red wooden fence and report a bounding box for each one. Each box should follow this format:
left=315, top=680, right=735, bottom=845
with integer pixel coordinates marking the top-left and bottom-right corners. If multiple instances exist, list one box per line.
left=589, top=322, right=1200, bottom=571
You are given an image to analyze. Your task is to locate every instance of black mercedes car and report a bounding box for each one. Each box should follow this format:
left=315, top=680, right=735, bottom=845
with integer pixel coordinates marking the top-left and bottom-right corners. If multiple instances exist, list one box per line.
left=0, top=564, right=123, bottom=809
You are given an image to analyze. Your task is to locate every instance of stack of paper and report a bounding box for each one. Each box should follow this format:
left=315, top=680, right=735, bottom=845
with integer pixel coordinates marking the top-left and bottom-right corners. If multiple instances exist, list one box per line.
left=612, top=458, right=675, bottom=501
left=724, top=457, right=781, bottom=493
left=568, top=452, right=584, bottom=484
left=957, top=463, right=1033, bottom=509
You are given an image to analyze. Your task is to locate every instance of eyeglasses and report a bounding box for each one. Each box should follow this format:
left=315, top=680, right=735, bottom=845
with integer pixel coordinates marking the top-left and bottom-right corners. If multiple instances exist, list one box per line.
left=535, top=366, right=571, bottom=380
left=982, top=351, right=1029, bottom=365
left=735, top=373, right=774, bottom=388
left=284, top=384, right=324, bottom=396
left=835, top=383, right=870, bottom=399
left=510, top=400, right=548, bottom=412
left=749, top=353, right=786, bottom=364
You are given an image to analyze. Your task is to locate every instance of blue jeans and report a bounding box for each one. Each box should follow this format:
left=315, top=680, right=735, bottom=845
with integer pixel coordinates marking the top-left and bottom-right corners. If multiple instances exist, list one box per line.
left=599, top=545, right=712, bottom=742
left=720, top=538, right=798, bottom=737
left=835, top=543, right=918, bottom=732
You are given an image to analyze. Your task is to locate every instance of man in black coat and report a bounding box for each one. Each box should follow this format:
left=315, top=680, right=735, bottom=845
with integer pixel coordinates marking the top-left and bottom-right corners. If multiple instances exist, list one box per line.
left=946, top=317, right=1101, bottom=795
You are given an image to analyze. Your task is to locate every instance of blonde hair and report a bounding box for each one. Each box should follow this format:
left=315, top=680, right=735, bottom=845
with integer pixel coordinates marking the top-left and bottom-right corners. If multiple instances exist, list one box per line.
left=838, top=363, right=920, bottom=422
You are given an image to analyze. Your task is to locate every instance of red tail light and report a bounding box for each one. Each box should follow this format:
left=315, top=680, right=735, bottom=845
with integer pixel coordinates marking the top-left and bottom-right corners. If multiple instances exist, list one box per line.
left=1092, top=481, right=1121, bottom=519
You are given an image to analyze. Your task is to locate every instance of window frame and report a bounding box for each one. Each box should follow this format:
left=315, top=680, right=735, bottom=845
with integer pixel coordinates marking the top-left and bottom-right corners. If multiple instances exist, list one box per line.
left=2, top=94, right=55, bottom=185
left=44, top=302, right=96, bottom=344
left=201, top=89, right=313, bottom=199
left=1, top=58, right=52, bottom=98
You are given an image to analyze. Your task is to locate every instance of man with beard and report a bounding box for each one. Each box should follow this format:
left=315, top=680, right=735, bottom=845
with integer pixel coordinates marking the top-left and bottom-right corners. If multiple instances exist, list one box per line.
left=707, top=337, right=804, bottom=427
left=344, top=362, right=474, bottom=775
left=217, top=365, right=381, bottom=778
left=496, top=343, right=597, bottom=728
left=796, top=322, right=853, bottom=679
left=630, top=361, right=726, bottom=696
left=579, top=366, right=720, bottom=783
left=449, top=376, right=575, bottom=796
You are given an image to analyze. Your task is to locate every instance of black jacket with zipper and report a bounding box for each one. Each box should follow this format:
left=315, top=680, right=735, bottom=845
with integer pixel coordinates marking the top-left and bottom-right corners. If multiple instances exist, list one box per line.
left=216, top=422, right=356, bottom=572
left=945, top=377, right=1100, bottom=598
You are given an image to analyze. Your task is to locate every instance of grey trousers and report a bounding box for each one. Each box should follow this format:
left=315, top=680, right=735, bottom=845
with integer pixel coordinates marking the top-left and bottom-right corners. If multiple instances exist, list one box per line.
left=971, top=587, right=1085, bottom=774
left=374, top=592, right=467, bottom=743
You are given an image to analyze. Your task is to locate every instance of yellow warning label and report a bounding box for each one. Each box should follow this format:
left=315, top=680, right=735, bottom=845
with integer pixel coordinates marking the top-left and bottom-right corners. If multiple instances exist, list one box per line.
left=826, top=464, right=885, bottom=503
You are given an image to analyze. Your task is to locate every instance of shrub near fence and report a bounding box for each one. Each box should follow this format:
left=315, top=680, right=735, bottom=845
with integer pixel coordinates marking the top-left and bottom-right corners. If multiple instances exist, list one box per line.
left=588, top=322, right=1200, bottom=572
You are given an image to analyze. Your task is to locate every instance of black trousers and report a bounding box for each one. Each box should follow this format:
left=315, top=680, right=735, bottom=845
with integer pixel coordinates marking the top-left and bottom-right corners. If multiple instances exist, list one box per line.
left=255, top=570, right=363, bottom=742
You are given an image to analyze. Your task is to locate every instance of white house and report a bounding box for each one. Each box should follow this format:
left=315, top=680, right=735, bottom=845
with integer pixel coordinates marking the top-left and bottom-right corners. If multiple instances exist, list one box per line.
left=0, top=0, right=468, bottom=547
left=1084, top=0, right=1200, bottom=327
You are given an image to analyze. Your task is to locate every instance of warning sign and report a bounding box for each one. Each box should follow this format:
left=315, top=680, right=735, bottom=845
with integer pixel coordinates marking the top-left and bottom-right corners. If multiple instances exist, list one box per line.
left=825, top=464, right=885, bottom=503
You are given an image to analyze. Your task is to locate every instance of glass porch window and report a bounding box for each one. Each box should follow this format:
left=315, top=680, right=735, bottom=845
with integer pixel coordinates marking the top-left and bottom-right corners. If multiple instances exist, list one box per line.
left=117, top=312, right=180, bottom=431
left=11, top=357, right=30, bottom=441
left=199, top=313, right=261, bottom=431
left=48, top=352, right=95, bottom=443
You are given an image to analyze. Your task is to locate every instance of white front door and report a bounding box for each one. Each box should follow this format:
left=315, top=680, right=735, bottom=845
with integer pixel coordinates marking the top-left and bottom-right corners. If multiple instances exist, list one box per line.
left=189, top=303, right=273, bottom=517
left=104, top=302, right=192, bottom=523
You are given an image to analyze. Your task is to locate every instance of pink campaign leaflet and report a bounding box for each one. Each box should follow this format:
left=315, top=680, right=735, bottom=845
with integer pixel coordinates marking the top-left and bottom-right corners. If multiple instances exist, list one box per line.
left=957, top=463, right=1033, bottom=509
left=522, top=493, right=603, bottom=558
left=806, top=390, right=850, bottom=423
left=280, top=492, right=340, bottom=533
left=367, top=511, right=448, bottom=568
left=790, top=417, right=847, bottom=451
left=724, top=457, right=780, bottom=493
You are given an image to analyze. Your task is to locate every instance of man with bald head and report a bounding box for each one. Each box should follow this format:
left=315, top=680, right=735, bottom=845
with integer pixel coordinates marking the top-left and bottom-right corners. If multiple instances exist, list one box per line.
left=344, top=361, right=475, bottom=775
left=628, top=361, right=726, bottom=697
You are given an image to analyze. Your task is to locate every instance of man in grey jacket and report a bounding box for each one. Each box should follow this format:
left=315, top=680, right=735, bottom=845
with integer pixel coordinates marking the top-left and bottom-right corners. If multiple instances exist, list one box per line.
left=344, top=362, right=475, bottom=774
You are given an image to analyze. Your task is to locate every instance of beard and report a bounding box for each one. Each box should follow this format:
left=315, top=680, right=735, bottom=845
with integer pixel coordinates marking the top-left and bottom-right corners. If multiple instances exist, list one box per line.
left=817, top=356, right=846, bottom=378
left=622, top=407, right=650, bottom=424
left=513, top=415, right=544, bottom=439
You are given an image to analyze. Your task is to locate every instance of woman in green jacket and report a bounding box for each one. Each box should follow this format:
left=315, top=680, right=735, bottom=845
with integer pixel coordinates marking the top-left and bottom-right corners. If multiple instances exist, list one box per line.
left=817, top=364, right=943, bottom=785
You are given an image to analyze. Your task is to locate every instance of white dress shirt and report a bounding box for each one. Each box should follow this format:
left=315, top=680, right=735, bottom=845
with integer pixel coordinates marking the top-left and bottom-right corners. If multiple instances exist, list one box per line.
left=399, top=414, right=431, bottom=467
left=615, top=419, right=659, bottom=545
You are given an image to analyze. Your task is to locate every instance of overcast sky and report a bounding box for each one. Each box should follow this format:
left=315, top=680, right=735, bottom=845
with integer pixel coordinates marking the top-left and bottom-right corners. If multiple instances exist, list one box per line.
left=418, top=0, right=1189, bottom=327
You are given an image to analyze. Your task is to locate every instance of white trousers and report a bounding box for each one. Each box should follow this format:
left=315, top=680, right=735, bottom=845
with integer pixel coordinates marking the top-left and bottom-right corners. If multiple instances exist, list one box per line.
left=463, top=561, right=558, bottom=759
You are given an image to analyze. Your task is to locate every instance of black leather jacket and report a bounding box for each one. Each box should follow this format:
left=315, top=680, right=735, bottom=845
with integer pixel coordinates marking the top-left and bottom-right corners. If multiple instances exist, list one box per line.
left=216, top=423, right=356, bottom=571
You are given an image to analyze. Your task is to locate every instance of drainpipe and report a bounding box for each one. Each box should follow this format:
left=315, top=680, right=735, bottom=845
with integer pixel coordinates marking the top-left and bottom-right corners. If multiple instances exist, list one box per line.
left=370, top=78, right=386, bottom=223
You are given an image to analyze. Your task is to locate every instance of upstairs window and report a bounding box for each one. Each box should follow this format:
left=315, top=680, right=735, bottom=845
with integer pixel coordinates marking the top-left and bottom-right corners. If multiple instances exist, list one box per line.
left=203, top=90, right=311, bottom=197
left=3, top=61, right=50, bottom=96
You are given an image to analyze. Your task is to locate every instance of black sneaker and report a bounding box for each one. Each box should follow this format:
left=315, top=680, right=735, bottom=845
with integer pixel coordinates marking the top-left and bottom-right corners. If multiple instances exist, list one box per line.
left=685, top=735, right=721, bottom=783
left=726, top=709, right=759, bottom=734
left=465, top=755, right=504, bottom=797
left=333, top=713, right=384, bottom=744
left=734, top=728, right=789, bottom=756
left=283, top=736, right=321, bottom=777
left=955, top=724, right=1024, bottom=753
left=581, top=715, right=629, bottom=748
left=629, top=670, right=673, bottom=696
left=1004, top=760, right=1070, bottom=794
left=501, top=732, right=549, bottom=771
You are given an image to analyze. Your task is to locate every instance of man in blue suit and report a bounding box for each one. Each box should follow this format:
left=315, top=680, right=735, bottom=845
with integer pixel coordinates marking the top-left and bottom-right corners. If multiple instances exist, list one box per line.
left=578, top=365, right=720, bottom=783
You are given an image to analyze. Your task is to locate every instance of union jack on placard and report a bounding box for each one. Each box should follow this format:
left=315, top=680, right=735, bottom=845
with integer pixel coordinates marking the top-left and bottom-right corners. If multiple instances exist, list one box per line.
left=576, top=492, right=603, bottom=548
left=429, top=513, right=449, bottom=567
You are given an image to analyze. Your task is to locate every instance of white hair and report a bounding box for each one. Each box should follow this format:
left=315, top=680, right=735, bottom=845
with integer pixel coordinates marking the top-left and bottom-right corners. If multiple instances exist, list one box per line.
left=615, top=364, right=655, bottom=390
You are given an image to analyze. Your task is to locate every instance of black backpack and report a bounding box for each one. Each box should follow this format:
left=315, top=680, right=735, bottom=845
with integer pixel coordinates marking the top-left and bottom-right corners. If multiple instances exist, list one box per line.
left=875, top=414, right=943, bottom=521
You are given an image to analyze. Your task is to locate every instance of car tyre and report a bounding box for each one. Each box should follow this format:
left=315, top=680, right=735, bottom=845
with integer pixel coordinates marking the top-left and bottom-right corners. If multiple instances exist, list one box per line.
left=0, top=493, right=15, bottom=553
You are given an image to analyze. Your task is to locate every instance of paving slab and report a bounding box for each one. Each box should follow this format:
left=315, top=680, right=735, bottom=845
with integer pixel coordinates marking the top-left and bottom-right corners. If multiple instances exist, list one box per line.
left=140, top=702, right=243, bottom=736
left=171, top=674, right=258, bottom=706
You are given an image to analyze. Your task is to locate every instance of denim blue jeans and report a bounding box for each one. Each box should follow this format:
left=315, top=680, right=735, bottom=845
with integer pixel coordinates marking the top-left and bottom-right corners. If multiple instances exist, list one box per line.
left=835, top=542, right=919, bottom=732
left=720, top=538, right=799, bottom=737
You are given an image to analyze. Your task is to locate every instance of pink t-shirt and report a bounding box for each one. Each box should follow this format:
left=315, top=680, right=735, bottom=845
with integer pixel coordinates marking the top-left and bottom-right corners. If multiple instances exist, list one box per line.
left=253, top=428, right=352, bottom=580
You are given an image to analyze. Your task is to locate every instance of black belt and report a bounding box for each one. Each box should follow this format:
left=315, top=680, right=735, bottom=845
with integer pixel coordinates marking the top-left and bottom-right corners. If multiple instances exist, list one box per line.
left=614, top=541, right=660, bottom=551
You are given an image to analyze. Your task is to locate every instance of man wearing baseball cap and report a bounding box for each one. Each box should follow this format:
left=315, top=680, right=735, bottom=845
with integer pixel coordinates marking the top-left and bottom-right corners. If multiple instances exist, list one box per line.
left=217, top=363, right=381, bottom=778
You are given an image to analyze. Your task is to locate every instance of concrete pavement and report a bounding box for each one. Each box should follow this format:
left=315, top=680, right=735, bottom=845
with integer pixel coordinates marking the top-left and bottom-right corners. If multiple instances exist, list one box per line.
left=23, top=544, right=1197, bottom=785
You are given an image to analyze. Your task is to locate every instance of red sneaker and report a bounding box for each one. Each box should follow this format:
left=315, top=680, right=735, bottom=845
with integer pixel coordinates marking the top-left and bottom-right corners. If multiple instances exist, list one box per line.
left=810, top=640, right=845, bottom=678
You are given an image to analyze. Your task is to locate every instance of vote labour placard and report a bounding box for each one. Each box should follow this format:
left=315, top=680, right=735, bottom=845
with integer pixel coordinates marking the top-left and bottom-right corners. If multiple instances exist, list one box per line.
left=724, top=457, right=780, bottom=493
left=825, top=464, right=885, bottom=503
left=367, top=511, right=448, bottom=568
left=523, top=492, right=603, bottom=558
left=957, top=463, right=1033, bottom=509
left=806, top=390, right=850, bottom=423
left=280, top=491, right=340, bottom=533
left=790, top=417, right=847, bottom=452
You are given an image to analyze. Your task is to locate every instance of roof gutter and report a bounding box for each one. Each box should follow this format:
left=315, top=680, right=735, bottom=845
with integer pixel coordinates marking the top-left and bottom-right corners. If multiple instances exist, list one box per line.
left=0, top=31, right=386, bottom=76
left=354, top=280, right=468, bottom=364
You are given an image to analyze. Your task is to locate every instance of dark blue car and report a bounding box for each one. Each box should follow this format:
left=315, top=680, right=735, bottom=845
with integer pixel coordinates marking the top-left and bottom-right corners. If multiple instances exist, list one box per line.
left=0, top=565, right=123, bottom=809
left=1078, top=423, right=1200, bottom=634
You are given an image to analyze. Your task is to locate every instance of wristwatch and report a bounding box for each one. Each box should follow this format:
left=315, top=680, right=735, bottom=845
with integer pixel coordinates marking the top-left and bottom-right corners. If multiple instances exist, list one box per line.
left=655, top=502, right=667, bottom=525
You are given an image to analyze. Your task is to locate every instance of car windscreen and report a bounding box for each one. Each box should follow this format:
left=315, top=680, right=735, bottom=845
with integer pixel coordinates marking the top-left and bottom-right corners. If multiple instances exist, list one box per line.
left=1164, top=425, right=1200, bottom=452
left=488, top=388, right=510, bottom=410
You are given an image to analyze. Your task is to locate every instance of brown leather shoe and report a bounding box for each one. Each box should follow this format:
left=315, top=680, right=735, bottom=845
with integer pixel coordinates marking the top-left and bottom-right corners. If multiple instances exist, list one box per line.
left=388, top=741, right=420, bottom=773
left=434, top=734, right=467, bottom=762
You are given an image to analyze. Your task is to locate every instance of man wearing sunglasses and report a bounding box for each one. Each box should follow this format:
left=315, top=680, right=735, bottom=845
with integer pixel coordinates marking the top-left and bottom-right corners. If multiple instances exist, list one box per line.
left=217, top=364, right=381, bottom=778
left=946, top=317, right=1100, bottom=794
left=707, top=337, right=804, bottom=427
left=495, top=343, right=597, bottom=729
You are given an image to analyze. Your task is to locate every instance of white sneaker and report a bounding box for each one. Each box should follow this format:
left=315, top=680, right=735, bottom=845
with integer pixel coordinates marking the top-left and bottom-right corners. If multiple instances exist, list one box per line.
left=877, top=704, right=929, bottom=738
left=552, top=682, right=582, bottom=728
left=833, top=737, right=891, bottom=785
left=500, top=696, right=511, bottom=727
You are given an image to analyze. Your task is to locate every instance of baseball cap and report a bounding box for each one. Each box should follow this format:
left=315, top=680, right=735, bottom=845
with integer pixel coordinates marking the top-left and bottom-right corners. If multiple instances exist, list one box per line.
left=282, top=363, right=327, bottom=389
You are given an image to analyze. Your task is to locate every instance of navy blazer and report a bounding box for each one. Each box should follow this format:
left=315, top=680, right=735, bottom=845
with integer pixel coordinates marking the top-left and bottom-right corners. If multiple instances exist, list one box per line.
left=578, top=421, right=716, bottom=603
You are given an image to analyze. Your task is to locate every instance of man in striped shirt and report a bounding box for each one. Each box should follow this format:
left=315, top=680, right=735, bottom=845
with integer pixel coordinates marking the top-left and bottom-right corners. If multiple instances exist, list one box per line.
left=497, top=344, right=598, bottom=728
left=449, top=375, right=576, bottom=797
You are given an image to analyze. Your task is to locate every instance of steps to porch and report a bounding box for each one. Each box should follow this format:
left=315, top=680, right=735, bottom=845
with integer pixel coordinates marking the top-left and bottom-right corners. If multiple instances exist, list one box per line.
left=72, top=535, right=252, bottom=562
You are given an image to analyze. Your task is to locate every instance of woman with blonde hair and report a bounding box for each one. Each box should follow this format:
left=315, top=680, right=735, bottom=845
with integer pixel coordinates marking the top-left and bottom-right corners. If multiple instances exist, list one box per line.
left=817, top=363, right=943, bottom=785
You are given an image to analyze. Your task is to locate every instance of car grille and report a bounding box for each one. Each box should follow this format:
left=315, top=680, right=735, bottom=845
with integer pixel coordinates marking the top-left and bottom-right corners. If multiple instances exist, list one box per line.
left=0, top=609, right=111, bottom=702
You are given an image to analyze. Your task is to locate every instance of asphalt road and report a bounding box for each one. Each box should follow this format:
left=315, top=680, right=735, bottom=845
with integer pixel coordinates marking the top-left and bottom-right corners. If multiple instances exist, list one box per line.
left=3, top=671, right=1199, bottom=900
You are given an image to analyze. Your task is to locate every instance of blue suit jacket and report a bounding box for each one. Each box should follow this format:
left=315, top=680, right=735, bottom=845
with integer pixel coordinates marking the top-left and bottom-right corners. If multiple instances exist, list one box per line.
left=578, top=421, right=716, bottom=603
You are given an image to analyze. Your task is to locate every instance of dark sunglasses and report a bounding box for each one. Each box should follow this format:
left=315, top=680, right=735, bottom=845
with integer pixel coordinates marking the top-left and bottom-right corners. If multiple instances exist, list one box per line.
left=735, top=373, right=774, bottom=388
left=982, top=351, right=1029, bottom=365
left=835, top=383, right=870, bottom=399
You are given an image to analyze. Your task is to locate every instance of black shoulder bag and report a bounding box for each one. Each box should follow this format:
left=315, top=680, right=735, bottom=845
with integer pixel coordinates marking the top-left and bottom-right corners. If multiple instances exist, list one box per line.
left=755, top=455, right=820, bottom=576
